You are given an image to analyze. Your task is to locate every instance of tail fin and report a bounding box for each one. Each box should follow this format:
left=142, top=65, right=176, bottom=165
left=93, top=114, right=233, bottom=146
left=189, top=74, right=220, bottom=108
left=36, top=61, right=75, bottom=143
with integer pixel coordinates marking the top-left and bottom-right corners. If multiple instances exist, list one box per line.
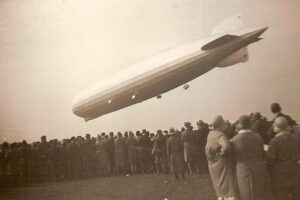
left=212, top=13, right=244, bottom=35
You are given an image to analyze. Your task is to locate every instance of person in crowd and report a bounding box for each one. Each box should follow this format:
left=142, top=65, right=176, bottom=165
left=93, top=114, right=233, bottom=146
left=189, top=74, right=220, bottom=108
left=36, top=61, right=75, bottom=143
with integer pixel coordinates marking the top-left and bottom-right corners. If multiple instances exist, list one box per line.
left=166, top=129, right=186, bottom=182
left=67, top=137, right=82, bottom=180
left=0, top=142, right=9, bottom=186
left=231, top=115, right=272, bottom=200
left=5, top=143, right=22, bottom=186
left=196, top=120, right=209, bottom=173
left=250, top=112, right=270, bottom=144
left=144, top=131, right=154, bottom=173
left=114, top=132, right=126, bottom=174
left=47, top=139, right=67, bottom=181
left=95, top=135, right=109, bottom=176
left=267, top=117, right=300, bottom=200
left=82, top=134, right=96, bottom=177
left=206, top=115, right=238, bottom=200
left=151, top=129, right=168, bottom=174
left=182, top=122, right=197, bottom=174
left=106, top=132, right=115, bottom=174
left=37, top=135, right=51, bottom=182
left=19, top=140, right=30, bottom=184
left=268, top=103, right=297, bottom=139
left=126, top=131, right=138, bottom=174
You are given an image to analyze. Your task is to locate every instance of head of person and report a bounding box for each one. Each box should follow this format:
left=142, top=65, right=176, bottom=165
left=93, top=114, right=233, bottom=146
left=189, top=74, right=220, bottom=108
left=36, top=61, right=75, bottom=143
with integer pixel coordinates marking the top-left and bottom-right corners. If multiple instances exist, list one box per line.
left=197, top=120, right=203, bottom=129
left=1, top=142, right=9, bottom=150
left=253, top=112, right=262, bottom=120
left=211, top=115, right=227, bottom=131
left=136, top=131, right=141, bottom=136
left=85, top=133, right=91, bottom=140
left=97, top=135, right=102, bottom=141
left=236, top=115, right=252, bottom=130
left=124, top=131, right=129, bottom=137
left=157, top=129, right=163, bottom=136
left=271, top=103, right=282, bottom=114
left=169, top=127, right=175, bottom=134
left=273, top=116, right=290, bottom=133
left=109, top=132, right=114, bottom=137
left=41, top=135, right=47, bottom=143
left=184, top=122, right=192, bottom=130
left=129, top=131, right=134, bottom=137
left=117, top=132, right=122, bottom=137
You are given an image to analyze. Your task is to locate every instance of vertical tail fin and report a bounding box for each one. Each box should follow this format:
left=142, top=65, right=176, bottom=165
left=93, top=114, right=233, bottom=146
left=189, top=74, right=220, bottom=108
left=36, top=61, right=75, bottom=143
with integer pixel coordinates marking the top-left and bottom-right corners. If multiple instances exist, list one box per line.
left=212, top=13, right=244, bottom=35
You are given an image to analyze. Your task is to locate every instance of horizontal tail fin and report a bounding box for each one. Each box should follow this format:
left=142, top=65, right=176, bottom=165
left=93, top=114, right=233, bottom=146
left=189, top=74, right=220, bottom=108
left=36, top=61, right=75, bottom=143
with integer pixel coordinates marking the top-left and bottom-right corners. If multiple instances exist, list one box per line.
left=201, top=34, right=239, bottom=50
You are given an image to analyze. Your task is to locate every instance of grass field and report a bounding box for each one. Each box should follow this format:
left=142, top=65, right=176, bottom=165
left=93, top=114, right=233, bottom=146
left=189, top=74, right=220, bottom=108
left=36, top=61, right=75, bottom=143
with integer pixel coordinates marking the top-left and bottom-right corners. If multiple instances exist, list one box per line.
left=0, top=174, right=216, bottom=200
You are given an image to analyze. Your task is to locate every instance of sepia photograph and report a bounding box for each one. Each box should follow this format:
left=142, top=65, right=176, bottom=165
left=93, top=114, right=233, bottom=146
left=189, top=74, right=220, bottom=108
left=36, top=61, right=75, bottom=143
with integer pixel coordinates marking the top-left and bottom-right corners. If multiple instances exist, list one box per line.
left=0, top=0, right=300, bottom=199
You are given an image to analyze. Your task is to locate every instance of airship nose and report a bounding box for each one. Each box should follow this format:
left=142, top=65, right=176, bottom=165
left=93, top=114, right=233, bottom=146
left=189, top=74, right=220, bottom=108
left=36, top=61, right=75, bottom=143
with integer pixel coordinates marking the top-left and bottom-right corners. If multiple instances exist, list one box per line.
left=71, top=95, right=83, bottom=116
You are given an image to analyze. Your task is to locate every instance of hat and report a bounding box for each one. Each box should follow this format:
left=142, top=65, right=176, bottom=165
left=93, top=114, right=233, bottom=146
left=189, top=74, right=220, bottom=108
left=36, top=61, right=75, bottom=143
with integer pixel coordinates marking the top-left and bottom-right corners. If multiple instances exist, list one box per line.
left=237, top=115, right=251, bottom=129
left=169, top=127, right=175, bottom=133
left=210, top=115, right=226, bottom=129
left=197, top=120, right=203, bottom=126
left=253, top=112, right=262, bottom=119
left=274, top=117, right=289, bottom=131
left=184, top=122, right=191, bottom=128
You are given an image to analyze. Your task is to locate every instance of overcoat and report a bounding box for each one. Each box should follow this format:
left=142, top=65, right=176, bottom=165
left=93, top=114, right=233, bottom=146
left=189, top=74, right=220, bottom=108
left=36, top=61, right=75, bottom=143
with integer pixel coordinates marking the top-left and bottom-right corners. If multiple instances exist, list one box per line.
left=182, top=129, right=197, bottom=162
left=96, top=140, right=109, bottom=168
left=231, top=130, right=272, bottom=200
left=126, top=136, right=137, bottom=164
left=267, top=130, right=300, bottom=199
left=114, top=137, right=126, bottom=165
left=205, top=129, right=237, bottom=199
left=166, top=135, right=185, bottom=173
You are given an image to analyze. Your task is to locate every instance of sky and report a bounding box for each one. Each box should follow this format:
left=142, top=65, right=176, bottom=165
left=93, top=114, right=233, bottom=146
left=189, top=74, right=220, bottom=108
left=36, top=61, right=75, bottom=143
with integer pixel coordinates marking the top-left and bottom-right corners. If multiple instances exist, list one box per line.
left=0, top=0, right=300, bottom=142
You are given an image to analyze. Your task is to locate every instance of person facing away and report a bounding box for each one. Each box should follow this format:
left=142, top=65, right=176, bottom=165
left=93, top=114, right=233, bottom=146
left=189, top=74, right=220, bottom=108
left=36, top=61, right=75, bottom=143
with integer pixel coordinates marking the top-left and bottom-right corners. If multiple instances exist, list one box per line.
left=231, top=115, right=273, bottom=200
left=181, top=122, right=197, bottom=174
left=151, top=129, right=167, bottom=174
left=268, top=103, right=297, bottom=139
left=267, top=117, right=300, bottom=200
left=166, top=129, right=186, bottom=182
left=114, top=132, right=126, bottom=174
left=205, top=115, right=238, bottom=200
left=126, top=131, right=138, bottom=173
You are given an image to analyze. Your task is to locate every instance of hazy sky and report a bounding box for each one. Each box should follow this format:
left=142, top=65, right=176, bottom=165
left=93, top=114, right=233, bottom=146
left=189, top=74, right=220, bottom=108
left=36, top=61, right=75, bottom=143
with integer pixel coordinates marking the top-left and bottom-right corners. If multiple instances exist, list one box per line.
left=1, top=0, right=300, bottom=142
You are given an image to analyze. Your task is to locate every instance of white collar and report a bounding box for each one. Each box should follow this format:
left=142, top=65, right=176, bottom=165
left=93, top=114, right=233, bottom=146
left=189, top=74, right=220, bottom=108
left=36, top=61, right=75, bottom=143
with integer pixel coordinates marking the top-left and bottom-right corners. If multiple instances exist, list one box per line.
left=238, top=129, right=252, bottom=134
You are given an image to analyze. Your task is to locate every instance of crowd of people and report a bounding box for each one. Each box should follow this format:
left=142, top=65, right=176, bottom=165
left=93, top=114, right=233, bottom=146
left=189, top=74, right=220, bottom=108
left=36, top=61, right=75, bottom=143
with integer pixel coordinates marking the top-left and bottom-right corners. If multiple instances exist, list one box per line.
left=206, top=103, right=299, bottom=200
left=0, top=102, right=299, bottom=200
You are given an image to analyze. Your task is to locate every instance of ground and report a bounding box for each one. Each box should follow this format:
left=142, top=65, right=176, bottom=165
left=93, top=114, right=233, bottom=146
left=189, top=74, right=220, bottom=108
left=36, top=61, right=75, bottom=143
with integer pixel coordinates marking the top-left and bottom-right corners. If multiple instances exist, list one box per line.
left=0, top=174, right=216, bottom=200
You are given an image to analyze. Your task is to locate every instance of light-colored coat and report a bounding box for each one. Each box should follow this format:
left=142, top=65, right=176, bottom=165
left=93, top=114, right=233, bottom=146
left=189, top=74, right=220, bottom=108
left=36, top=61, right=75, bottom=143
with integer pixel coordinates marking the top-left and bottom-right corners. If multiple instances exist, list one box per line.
left=126, top=136, right=137, bottom=164
left=205, top=129, right=237, bottom=199
left=231, top=130, right=272, bottom=200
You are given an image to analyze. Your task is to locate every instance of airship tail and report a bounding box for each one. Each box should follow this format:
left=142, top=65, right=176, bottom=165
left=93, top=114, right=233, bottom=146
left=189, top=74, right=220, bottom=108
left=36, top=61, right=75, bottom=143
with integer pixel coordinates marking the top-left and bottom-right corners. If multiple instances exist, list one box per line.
left=212, top=12, right=244, bottom=35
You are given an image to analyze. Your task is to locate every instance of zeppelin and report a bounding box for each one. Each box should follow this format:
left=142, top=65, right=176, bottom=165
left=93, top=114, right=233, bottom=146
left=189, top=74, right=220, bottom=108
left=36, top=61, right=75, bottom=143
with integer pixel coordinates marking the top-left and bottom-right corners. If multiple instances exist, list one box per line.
left=71, top=14, right=268, bottom=121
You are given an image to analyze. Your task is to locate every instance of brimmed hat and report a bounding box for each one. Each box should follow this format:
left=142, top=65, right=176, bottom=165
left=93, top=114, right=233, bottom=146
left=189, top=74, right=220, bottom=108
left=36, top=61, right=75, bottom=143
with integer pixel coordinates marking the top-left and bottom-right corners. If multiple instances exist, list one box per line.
left=169, top=127, right=175, bottom=133
left=210, top=115, right=226, bottom=129
left=274, top=117, right=289, bottom=131
left=184, top=122, right=191, bottom=128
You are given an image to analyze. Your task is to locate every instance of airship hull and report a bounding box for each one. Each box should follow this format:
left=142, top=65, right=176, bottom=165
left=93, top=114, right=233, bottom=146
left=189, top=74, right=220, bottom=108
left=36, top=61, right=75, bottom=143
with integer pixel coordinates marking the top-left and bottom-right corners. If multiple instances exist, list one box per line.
left=71, top=26, right=267, bottom=121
